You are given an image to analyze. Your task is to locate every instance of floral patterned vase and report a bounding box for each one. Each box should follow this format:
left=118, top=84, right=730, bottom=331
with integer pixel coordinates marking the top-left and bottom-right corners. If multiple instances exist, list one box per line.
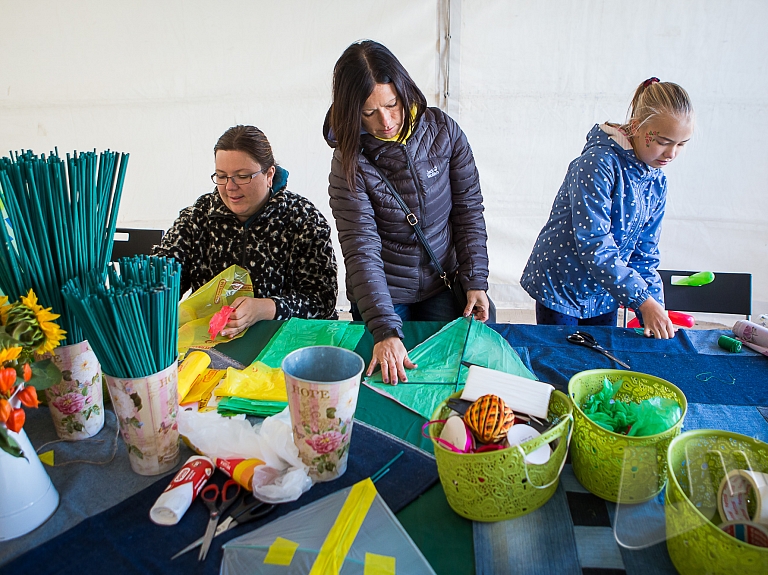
left=45, top=340, right=105, bottom=440
left=282, top=346, right=364, bottom=482
left=104, top=362, right=180, bottom=476
left=0, top=422, right=60, bottom=541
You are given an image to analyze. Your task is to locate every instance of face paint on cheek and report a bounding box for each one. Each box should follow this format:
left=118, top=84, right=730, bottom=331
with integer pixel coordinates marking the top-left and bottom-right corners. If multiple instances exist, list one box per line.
left=645, top=130, right=659, bottom=148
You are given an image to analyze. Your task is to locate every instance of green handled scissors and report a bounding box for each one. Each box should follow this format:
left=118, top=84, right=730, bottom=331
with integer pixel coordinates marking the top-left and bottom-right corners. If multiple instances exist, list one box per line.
left=171, top=492, right=276, bottom=560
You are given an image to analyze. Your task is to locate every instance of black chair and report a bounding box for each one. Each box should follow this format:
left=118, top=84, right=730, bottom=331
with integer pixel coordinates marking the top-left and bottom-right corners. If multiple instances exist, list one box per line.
left=658, top=269, right=752, bottom=319
left=111, top=228, right=164, bottom=260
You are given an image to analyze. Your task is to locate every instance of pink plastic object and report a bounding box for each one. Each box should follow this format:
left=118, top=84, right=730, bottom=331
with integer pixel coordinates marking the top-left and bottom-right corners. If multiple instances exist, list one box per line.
left=627, top=310, right=695, bottom=329
left=208, top=305, right=235, bottom=339
left=668, top=311, right=695, bottom=328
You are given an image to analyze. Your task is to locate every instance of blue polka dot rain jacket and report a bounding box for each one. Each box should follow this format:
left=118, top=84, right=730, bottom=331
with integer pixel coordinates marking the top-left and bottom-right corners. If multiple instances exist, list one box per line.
left=520, top=123, right=666, bottom=318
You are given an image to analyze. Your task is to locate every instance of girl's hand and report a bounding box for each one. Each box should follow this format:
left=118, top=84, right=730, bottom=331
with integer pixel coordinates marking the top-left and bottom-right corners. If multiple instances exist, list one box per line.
left=221, top=296, right=277, bottom=338
left=638, top=298, right=675, bottom=339
left=464, top=290, right=490, bottom=322
left=367, top=337, right=417, bottom=385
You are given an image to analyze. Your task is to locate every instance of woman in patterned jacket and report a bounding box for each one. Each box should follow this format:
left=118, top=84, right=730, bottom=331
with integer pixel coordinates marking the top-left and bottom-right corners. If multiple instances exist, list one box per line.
left=520, top=79, right=694, bottom=339
left=325, top=40, right=491, bottom=384
left=154, top=125, right=338, bottom=336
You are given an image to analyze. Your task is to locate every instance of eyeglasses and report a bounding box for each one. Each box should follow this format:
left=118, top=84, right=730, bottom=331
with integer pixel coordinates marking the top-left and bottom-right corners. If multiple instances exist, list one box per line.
left=211, top=167, right=268, bottom=186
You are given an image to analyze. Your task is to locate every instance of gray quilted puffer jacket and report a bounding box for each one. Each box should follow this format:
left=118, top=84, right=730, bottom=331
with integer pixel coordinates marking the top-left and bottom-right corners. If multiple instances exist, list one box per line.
left=325, top=107, right=489, bottom=342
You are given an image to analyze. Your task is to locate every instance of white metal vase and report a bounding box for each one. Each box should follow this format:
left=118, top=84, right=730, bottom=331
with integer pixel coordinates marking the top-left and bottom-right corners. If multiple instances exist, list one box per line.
left=0, top=417, right=60, bottom=541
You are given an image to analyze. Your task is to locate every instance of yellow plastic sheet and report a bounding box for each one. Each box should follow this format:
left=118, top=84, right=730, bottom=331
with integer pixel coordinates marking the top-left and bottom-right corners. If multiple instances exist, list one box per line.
left=264, top=537, right=300, bottom=566
left=180, top=368, right=225, bottom=405
left=214, top=362, right=287, bottom=402
left=309, top=478, right=377, bottom=575
left=177, top=351, right=211, bottom=400
left=178, top=265, right=254, bottom=358
left=364, top=553, right=396, bottom=575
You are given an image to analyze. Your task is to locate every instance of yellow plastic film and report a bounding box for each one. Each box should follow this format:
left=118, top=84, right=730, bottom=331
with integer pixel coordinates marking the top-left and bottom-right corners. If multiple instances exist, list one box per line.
left=180, top=369, right=225, bottom=404
left=310, top=478, right=378, bottom=575
left=264, top=536, right=300, bottom=566
left=364, top=553, right=396, bottom=575
left=213, top=362, right=287, bottom=401
left=177, top=351, right=211, bottom=401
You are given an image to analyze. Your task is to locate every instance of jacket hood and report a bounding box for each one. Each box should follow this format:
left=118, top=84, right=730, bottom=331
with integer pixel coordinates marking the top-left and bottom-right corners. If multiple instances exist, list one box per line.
left=587, top=124, right=658, bottom=175
left=323, top=107, right=337, bottom=149
left=273, top=165, right=289, bottom=192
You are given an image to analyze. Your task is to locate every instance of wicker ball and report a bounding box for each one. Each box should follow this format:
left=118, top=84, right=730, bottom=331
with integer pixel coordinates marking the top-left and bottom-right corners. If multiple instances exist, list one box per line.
left=463, top=394, right=515, bottom=444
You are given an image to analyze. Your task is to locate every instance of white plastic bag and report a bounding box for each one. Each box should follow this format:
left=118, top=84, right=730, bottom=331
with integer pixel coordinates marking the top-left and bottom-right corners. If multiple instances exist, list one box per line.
left=177, top=408, right=312, bottom=504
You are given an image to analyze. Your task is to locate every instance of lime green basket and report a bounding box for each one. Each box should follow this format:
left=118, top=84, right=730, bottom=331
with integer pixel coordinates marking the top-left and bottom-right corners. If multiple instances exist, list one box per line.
left=568, top=369, right=687, bottom=503
left=428, top=390, right=573, bottom=522
left=666, top=429, right=768, bottom=574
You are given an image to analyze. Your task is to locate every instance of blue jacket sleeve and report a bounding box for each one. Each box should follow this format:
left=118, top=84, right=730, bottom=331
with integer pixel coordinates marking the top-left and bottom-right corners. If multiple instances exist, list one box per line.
left=569, top=154, right=653, bottom=309
left=627, top=185, right=667, bottom=307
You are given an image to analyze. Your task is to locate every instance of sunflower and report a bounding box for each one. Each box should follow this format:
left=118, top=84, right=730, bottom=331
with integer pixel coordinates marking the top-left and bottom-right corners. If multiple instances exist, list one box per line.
left=0, top=295, right=9, bottom=325
left=0, top=344, right=22, bottom=365
left=19, top=290, right=67, bottom=354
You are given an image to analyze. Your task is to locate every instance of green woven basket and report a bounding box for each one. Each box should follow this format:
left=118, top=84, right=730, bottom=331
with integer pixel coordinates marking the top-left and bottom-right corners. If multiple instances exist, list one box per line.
left=428, top=390, right=573, bottom=522
left=568, top=369, right=687, bottom=503
left=666, top=430, right=768, bottom=574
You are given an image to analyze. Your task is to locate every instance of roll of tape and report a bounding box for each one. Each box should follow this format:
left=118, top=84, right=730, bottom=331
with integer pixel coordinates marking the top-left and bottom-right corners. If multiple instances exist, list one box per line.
left=719, top=521, right=768, bottom=548
left=717, top=469, right=768, bottom=526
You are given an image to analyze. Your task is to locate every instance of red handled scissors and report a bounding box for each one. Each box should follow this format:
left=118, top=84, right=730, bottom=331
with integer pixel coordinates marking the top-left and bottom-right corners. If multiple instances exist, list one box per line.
left=198, top=479, right=240, bottom=561
left=171, top=493, right=276, bottom=560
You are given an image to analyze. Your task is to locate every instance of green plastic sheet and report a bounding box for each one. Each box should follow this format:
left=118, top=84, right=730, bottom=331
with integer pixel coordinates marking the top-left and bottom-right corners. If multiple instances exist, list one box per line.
left=365, top=317, right=537, bottom=419
left=254, top=318, right=366, bottom=368
left=216, top=396, right=287, bottom=418
left=582, top=377, right=682, bottom=436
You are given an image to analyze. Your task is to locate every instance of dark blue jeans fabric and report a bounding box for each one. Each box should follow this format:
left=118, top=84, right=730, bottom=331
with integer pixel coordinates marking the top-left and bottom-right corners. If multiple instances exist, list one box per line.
left=351, top=289, right=465, bottom=322
left=536, top=302, right=618, bottom=327
left=352, top=288, right=497, bottom=323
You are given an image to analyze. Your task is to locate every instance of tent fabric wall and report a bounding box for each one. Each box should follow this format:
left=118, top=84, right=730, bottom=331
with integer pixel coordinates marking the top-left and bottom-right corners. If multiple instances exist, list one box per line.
left=1, top=0, right=765, bottom=316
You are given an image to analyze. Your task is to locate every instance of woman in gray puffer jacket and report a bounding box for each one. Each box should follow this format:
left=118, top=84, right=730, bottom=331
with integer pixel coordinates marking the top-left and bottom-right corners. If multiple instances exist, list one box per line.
left=325, top=40, right=491, bottom=385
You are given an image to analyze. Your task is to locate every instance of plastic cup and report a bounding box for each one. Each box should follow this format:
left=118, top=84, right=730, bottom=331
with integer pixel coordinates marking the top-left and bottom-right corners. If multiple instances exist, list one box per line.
left=104, top=361, right=181, bottom=476
left=282, top=346, right=364, bottom=482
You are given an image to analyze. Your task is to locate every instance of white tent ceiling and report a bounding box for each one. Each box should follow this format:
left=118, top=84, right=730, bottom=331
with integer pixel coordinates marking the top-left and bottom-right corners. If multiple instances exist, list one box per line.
left=1, top=0, right=765, bottom=316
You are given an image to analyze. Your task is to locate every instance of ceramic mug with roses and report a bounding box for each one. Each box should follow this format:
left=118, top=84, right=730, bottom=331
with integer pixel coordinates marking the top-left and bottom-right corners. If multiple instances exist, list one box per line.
left=282, top=346, right=364, bottom=482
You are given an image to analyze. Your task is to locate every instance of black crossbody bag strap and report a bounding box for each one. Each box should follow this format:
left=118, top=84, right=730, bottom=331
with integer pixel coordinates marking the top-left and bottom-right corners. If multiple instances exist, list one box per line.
left=365, top=159, right=453, bottom=289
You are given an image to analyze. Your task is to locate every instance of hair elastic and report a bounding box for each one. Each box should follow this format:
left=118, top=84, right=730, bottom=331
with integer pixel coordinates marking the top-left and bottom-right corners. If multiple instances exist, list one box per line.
left=643, top=77, right=660, bottom=88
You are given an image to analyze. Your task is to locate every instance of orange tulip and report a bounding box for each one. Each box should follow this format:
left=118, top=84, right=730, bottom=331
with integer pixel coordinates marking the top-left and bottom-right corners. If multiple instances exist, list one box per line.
left=0, top=367, right=17, bottom=395
left=17, top=385, right=39, bottom=409
left=0, top=398, right=10, bottom=423
left=23, top=363, right=32, bottom=382
left=5, top=407, right=25, bottom=433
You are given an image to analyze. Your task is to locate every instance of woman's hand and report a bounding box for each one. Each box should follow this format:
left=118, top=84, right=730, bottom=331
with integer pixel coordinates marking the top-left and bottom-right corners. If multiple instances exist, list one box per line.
left=463, top=290, right=490, bottom=322
left=221, top=296, right=277, bottom=338
left=368, top=337, right=417, bottom=385
left=638, top=298, right=675, bottom=339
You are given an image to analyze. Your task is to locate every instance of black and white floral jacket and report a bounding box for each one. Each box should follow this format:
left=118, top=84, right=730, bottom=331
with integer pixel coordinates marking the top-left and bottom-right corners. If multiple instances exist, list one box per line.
left=153, top=167, right=338, bottom=320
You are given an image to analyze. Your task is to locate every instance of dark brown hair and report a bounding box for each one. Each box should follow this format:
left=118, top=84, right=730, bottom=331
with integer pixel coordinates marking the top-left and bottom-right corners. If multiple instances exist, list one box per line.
left=329, top=40, right=427, bottom=188
left=214, top=125, right=275, bottom=169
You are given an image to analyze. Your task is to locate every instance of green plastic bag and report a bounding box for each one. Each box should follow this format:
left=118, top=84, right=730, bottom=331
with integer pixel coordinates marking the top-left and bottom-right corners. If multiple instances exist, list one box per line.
left=365, top=317, right=537, bottom=419
left=254, top=318, right=366, bottom=368
left=582, top=377, right=682, bottom=436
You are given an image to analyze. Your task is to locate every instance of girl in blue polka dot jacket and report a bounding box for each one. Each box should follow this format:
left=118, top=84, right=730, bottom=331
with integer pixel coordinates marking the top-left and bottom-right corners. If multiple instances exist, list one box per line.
left=521, top=78, right=694, bottom=339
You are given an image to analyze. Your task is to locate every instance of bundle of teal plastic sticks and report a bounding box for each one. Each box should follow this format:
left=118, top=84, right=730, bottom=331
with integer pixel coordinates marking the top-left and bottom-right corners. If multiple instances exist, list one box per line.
left=0, top=148, right=129, bottom=344
left=61, top=256, right=181, bottom=379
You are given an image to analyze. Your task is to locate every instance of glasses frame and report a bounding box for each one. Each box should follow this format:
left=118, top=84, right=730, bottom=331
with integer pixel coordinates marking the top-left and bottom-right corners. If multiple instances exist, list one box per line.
left=211, top=166, right=268, bottom=186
